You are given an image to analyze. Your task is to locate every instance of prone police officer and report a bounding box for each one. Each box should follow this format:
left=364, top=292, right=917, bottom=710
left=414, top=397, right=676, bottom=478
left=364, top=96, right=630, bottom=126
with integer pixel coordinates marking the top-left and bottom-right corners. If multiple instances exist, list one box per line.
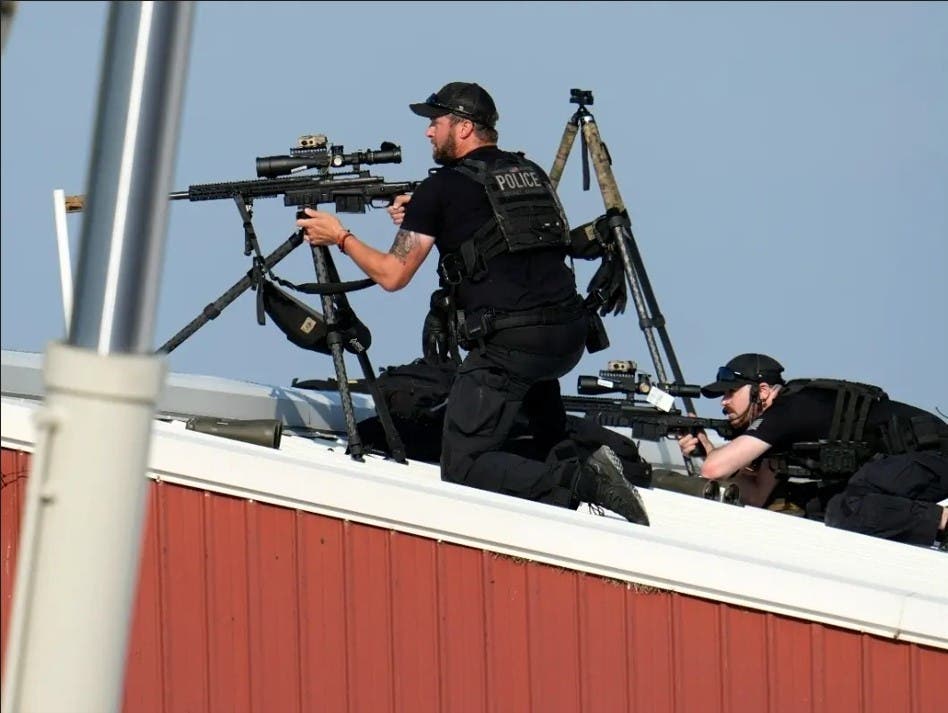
left=297, top=82, right=649, bottom=526
left=678, top=353, right=948, bottom=549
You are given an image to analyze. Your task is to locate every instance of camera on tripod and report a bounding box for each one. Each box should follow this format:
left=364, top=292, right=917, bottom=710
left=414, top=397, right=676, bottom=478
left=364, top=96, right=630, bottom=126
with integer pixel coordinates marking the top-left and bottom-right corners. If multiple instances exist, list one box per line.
left=570, top=88, right=593, bottom=107
left=255, top=134, right=403, bottom=179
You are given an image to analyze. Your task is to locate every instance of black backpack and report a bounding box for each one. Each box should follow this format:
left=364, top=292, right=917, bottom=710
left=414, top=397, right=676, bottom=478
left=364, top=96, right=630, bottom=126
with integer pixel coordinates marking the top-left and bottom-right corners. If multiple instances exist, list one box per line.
left=355, top=358, right=458, bottom=462
left=374, top=358, right=459, bottom=423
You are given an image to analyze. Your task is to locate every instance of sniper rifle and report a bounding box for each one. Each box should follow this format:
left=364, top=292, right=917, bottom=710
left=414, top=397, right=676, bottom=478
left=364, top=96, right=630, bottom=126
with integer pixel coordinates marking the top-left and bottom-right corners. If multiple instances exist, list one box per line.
left=65, top=133, right=422, bottom=215
left=562, top=360, right=737, bottom=442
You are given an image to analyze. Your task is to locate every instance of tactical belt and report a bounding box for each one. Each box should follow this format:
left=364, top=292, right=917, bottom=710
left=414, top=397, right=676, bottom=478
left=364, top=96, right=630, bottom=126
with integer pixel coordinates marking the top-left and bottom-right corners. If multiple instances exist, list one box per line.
left=457, top=294, right=586, bottom=345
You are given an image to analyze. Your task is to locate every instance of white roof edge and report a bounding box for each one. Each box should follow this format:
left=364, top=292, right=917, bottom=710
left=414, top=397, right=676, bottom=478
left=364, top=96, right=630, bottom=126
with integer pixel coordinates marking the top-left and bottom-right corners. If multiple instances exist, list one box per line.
left=3, top=396, right=946, bottom=651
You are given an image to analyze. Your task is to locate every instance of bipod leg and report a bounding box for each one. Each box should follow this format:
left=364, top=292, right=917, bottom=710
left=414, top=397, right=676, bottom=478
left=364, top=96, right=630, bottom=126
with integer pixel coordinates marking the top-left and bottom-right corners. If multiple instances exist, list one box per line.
left=156, top=230, right=304, bottom=354
left=320, top=251, right=408, bottom=464
left=310, top=243, right=365, bottom=461
left=353, top=350, right=407, bottom=464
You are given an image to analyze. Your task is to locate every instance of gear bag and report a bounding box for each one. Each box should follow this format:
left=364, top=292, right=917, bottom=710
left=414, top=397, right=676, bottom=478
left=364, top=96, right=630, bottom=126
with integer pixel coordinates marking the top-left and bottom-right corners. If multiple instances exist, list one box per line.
left=261, top=280, right=370, bottom=355
left=373, top=358, right=459, bottom=423
left=355, top=357, right=458, bottom=462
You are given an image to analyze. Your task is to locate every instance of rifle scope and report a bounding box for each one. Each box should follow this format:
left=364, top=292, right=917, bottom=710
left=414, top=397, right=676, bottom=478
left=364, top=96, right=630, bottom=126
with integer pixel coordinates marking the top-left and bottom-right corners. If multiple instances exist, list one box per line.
left=256, top=141, right=402, bottom=179
left=577, top=375, right=701, bottom=398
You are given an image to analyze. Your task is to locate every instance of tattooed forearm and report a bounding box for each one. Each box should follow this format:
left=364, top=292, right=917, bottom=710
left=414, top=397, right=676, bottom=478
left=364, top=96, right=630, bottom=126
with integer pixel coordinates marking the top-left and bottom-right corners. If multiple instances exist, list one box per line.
left=389, top=229, right=418, bottom=262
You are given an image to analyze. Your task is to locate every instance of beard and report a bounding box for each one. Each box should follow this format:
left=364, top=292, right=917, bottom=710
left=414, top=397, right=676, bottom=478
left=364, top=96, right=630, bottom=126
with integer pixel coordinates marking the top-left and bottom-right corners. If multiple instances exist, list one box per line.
left=726, top=410, right=752, bottom=430
left=724, top=401, right=758, bottom=430
left=432, top=133, right=458, bottom=165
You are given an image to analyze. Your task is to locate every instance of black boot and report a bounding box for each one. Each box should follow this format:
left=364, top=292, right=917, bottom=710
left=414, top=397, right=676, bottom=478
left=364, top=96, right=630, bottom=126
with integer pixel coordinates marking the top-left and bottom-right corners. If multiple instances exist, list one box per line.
left=582, top=446, right=650, bottom=526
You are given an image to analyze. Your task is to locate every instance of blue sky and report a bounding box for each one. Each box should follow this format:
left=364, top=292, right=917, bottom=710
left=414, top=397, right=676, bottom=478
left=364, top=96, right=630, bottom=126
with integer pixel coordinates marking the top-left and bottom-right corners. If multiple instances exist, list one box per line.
left=2, top=1, right=946, bottom=419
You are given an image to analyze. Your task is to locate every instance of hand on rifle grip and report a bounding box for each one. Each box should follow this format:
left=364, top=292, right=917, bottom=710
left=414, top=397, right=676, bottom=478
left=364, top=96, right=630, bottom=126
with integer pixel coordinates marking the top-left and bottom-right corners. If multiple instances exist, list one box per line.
left=386, top=194, right=412, bottom=226
left=296, top=207, right=346, bottom=248
left=678, top=418, right=713, bottom=459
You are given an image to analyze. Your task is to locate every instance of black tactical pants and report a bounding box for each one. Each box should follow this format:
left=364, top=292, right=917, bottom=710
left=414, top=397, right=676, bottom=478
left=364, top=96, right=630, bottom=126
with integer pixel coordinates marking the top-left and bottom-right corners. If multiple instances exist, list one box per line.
left=824, top=451, right=948, bottom=546
left=440, top=316, right=588, bottom=508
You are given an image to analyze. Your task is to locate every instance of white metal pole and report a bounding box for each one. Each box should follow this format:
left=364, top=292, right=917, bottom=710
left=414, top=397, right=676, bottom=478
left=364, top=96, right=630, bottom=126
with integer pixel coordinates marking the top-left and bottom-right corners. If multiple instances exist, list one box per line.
left=1, top=3, right=194, bottom=712
left=52, top=188, right=73, bottom=335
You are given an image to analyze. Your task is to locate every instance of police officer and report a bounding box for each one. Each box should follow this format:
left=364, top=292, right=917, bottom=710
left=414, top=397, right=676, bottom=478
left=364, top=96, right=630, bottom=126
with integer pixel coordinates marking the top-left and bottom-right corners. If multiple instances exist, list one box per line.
left=297, top=82, right=648, bottom=526
left=678, top=353, right=948, bottom=548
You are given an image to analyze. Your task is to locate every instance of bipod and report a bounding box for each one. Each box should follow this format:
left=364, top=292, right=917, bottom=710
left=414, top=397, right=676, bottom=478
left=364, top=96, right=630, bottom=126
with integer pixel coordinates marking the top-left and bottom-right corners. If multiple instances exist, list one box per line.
left=550, top=89, right=701, bottom=475
left=157, top=195, right=303, bottom=353
left=155, top=193, right=406, bottom=464
left=307, top=241, right=407, bottom=464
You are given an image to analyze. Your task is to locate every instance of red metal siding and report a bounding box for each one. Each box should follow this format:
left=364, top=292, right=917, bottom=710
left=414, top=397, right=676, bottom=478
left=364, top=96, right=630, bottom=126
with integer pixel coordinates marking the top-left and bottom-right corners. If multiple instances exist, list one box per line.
left=0, top=448, right=30, bottom=685
left=2, top=446, right=947, bottom=712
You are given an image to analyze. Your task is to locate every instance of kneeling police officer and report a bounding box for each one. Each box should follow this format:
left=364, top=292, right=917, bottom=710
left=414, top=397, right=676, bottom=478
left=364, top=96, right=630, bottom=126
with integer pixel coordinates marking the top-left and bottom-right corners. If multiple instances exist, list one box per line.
left=297, top=81, right=648, bottom=526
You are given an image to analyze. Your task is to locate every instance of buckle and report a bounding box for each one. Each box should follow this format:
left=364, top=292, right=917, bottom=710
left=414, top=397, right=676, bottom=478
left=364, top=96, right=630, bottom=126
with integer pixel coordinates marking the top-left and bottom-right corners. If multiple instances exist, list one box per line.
left=438, top=254, right=464, bottom=286
left=458, top=309, right=494, bottom=343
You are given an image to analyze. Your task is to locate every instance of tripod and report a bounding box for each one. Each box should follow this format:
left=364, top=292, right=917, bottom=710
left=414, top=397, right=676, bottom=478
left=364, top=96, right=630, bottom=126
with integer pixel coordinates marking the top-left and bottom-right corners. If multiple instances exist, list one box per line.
left=156, top=194, right=407, bottom=464
left=550, top=89, right=700, bottom=473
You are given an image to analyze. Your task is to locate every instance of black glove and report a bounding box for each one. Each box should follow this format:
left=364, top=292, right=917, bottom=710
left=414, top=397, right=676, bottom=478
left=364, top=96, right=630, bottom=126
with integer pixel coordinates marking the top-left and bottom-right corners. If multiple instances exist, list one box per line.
left=586, top=248, right=627, bottom=317
left=422, top=307, right=451, bottom=363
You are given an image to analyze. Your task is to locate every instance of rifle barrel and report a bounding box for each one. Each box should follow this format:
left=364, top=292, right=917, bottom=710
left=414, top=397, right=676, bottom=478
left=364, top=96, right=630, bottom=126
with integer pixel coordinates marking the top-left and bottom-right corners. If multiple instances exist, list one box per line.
left=64, top=174, right=418, bottom=214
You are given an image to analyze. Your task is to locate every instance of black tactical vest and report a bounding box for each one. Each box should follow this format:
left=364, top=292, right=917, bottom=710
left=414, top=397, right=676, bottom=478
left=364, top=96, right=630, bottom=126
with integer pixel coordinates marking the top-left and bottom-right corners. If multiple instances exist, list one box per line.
left=770, top=378, right=946, bottom=479
left=438, top=151, right=570, bottom=285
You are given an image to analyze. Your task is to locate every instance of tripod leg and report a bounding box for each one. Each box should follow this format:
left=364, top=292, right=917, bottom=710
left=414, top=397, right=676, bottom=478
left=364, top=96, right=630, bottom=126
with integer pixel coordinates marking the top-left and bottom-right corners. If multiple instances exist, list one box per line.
left=549, top=120, right=579, bottom=190
left=579, top=119, right=625, bottom=212
left=578, top=116, right=701, bottom=476
left=581, top=118, right=672, bottom=383
left=310, top=244, right=365, bottom=461
left=615, top=220, right=695, bottom=405
left=580, top=123, right=695, bottom=399
left=157, top=231, right=304, bottom=354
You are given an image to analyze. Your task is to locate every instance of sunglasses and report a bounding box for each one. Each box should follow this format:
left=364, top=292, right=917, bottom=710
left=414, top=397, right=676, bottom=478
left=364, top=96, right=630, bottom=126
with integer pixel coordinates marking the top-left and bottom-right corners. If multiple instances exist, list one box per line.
left=715, top=366, right=782, bottom=385
left=715, top=366, right=754, bottom=383
left=425, top=94, right=485, bottom=125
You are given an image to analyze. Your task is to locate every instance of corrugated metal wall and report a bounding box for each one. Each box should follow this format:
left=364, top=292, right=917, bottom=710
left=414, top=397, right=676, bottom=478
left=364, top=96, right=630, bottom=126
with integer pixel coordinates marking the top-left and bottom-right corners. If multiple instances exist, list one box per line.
left=3, top=446, right=946, bottom=713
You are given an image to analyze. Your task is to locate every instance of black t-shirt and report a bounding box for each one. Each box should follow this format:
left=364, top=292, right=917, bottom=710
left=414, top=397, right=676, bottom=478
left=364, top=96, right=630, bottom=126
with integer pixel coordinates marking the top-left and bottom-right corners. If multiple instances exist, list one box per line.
left=745, top=383, right=945, bottom=452
left=400, top=146, right=578, bottom=314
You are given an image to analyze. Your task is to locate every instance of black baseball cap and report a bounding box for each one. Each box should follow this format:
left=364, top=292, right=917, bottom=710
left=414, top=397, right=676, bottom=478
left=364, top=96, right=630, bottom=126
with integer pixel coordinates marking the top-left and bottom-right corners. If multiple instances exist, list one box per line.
left=409, top=82, right=499, bottom=128
left=700, top=353, right=785, bottom=398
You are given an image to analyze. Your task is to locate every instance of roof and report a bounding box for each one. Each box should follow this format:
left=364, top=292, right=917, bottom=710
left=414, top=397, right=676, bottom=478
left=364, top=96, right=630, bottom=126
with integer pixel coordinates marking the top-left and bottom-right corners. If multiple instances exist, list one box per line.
left=3, top=348, right=946, bottom=651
